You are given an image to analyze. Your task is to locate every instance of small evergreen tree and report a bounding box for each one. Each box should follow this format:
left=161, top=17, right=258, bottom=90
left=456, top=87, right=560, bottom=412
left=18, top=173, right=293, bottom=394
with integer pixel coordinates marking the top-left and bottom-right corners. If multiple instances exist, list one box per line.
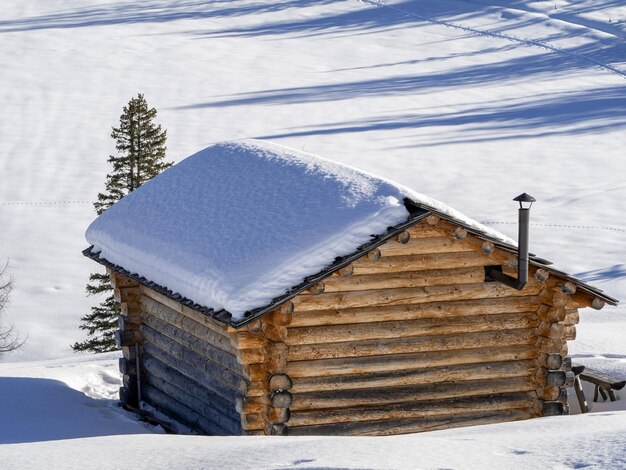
left=73, top=94, right=172, bottom=353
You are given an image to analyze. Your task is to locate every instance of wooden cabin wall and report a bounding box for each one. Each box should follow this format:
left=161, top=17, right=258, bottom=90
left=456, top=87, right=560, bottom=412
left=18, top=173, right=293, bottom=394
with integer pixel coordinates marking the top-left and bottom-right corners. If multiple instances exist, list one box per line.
left=110, top=215, right=600, bottom=437
left=233, top=217, right=592, bottom=436
left=110, top=270, right=250, bottom=435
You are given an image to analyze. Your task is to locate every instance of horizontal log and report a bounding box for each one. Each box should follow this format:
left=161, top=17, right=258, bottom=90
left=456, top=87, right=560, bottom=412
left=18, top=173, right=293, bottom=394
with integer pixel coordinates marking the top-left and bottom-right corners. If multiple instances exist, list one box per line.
left=140, top=286, right=231, bottom=339
left=122, top=345, right=140, bottom=361
left=261, top=322, right=287, bottom=343
left=537, top=353, right=562, bottom=370
left=236, top=348, right=265, bottom=365
left=564, top=309, right=579, bottom=326
left=108, top=270, right=140, bottom=288
left=534, top=269, right=550, bottom=282
left=141, top=328, right=245, bottom=401
left=406, top=224, right=448, bottom=238
left=287, top=408, right=534, bottom=436
left=534, top=369, right=569, bottom=387
left=236, top=395, right=271, bottom=415
left=290, top=296, right=540, bottom=327
left=120, top=301, right=142, bottom=316
left=454, top=227, right=468, bottom=240
left=143, top=355, right=241, bottom=432
left=269, top=306, right=293, bottom=327
left=426, top=215, right=440, bottom=226
left=560, top=282, right=577, bottom=295
left=293, top=282, right=543, bottom=312
left=119, top=357, right=138, bottom=376
left=592, top=298, right=605, bottom=310
left=536, top=337, right=563, bottom=354
left=269, top=374, right=293, bottom=392
left=321, top=266, right=485, bottom=293
left=291, top=360, right=538, bottom=393
left=118, top=314, right=141, bottom=331
left=272, top=390, right=293, bottom=408
left=263, top=341, right=289, bottom=375
left=377, top=237, right=474, bottom=256
left=290, top=376, right=537, bottom=411
left=115, top=329, right=142, bottom=347
left=304, top=282, right=325, bottom=295
left=267, top=407, right=291, bottom=425
left=288, top=393, right=532, bottom=427
left=288, top=328, right=537, bottom=361
left=535, top=385, right=560, bottom=401
left=563, top=325, right=576, bottom=341
left=286, top=344, right=539, bottom=378
left=351, top=252, right=498, bottom=275
left=395, top=231, right=411, bottom=244
left=536, top=322, right=564, bottom=339
left=538, top=289, right=569, bottom=307
left=141, top=296, right=238, bottom=357
left=333, top=265, right=354, bottom=277
left=285, top=312, right=539, bottom=346
left=240, top=413, right=265, bottom=431
left=114, top=287, right=141, bottom=304
left=142, top=312, right=244, bottom=377
left=141, top=383, right=236, bottom=435
left=265, top=423, right=287, bottom=436
left=536, top=305, right=566, bottom=323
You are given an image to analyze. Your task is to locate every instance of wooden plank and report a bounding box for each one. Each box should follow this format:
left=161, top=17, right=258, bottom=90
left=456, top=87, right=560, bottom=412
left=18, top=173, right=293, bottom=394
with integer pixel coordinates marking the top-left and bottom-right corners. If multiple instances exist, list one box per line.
left=287, top=408, right=534, bottom=436
left=322, top=267, right=485, bottom=293
left=285, top=312, right=539, bottom=346
left=143, top=354, right=242, bottom=431
left=290, top=376, right=537, bottom=411
left=288, top=328, right=537, bottom=361
left=286, top=344, right=539, bottom=378
left=290, top=296, right=540, bottom=327
left=405, top=224, right=448, bottom=238
left=377, top=237, right=475, bottom=256
left=140, top=286, right=231, bottom=339
left=142, top=313, right=245, bottom=377
left=141, top=295, right=238, bottom=355
left=291, top=360, right=538, bottom=393
left=351, top=252, right=496, bottom=275
left=141, top=383, right=236, bottom=436
left=141, top=327, right=245, bottom=401
left=288, top=393, right=532, bottom=427
left=292, top=282, right=542, bottom=312
left=564, top=309, right=580, bottom=326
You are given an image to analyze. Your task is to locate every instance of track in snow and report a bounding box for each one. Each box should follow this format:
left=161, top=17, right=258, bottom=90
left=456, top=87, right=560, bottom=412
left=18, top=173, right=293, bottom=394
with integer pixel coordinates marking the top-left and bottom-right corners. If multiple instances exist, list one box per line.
left=360, top=0, right=626, bottom=80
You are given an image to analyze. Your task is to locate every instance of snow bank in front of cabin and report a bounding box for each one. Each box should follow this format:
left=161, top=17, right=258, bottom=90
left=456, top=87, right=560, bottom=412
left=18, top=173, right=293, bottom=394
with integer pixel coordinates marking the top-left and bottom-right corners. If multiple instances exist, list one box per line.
left=86, top=140, right=412, bottom=318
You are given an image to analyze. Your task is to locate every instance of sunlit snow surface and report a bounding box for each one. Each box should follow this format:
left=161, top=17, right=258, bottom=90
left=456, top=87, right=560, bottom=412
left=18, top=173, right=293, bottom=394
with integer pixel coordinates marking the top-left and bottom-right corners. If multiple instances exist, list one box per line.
left=1, top=0, right=626, bottom=467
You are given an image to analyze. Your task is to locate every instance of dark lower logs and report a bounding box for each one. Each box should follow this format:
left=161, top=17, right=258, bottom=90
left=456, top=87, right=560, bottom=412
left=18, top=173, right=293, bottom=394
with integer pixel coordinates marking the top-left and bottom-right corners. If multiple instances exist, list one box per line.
left=142, top=383, right=235, bottom=436
left=142, top=353, right=241, bottom=426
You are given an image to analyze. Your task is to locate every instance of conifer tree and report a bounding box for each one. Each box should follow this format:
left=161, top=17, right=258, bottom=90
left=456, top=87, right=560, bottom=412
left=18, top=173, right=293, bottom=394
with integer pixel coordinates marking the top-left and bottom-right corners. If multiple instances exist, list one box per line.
left=73, top=94, right=172, bottom=353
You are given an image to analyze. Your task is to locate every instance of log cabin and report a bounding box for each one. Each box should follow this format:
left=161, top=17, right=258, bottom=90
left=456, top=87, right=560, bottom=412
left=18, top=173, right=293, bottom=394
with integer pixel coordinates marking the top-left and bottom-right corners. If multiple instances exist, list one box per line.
left=83, top=140, right=617, bottom=436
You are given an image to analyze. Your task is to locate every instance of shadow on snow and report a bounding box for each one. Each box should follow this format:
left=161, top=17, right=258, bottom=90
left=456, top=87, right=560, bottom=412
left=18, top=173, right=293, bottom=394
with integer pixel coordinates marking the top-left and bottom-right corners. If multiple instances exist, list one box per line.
left=0, top=377, right=147, bottom=444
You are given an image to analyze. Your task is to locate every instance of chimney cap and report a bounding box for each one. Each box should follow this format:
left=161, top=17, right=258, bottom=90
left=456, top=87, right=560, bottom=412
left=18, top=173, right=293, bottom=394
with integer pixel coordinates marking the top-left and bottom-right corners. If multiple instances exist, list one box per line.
left=513, top=193, right=536, bottom=203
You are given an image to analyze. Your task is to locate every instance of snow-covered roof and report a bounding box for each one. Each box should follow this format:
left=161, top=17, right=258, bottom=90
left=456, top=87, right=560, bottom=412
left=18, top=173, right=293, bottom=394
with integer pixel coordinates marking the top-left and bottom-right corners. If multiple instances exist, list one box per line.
left=85, top=140, right=616, bottom=323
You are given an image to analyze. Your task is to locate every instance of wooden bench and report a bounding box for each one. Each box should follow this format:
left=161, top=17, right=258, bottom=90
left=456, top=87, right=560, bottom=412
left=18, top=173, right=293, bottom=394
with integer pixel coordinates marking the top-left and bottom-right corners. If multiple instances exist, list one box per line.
left=576, top=365, right=626, bottom=403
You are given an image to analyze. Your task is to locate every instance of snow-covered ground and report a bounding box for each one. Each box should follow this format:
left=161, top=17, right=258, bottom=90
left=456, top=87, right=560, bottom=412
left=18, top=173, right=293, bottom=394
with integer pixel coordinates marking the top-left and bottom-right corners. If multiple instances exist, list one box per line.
left=0, top=0, right=625, bottom=467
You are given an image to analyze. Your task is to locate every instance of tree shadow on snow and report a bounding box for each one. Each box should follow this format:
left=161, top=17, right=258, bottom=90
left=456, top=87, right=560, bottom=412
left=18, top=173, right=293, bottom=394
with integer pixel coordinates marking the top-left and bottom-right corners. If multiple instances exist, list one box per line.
left=575, top=264, right=626, bottom=283
left=248, top=84, right=626, bottom=145
left=0, top=377, right=147, bottom=444
left=0, top=0, right=341, bottom=33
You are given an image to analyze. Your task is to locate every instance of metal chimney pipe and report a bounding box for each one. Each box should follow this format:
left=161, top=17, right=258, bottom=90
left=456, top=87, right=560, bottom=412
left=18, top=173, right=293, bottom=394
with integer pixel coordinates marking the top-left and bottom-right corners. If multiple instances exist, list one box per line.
left=517, top=205, right=530, bottom=287
left=489, top=193, right=535, bottom=291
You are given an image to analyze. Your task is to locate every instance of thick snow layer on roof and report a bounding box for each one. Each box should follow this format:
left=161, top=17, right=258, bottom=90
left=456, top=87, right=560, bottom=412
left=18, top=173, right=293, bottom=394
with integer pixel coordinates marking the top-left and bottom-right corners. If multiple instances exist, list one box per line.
left=86, top=140, right=514, bottom=319
left=86, top=141, right=410, bottom=318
